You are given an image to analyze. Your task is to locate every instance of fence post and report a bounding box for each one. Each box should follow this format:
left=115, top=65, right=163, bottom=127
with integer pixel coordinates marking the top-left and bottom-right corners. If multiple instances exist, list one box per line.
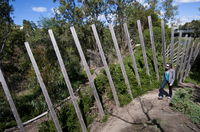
left=177, top=35, right=188, bottom=81
left=176, top=31, right=183, bottom=66
left=161, top=20, right=166, bottom=69
left=184, top=42, right=195, bottom=80
left=179, top=37, right=191, bottom=83
left=48, top=29, right=87, bottom=132
left=70, top=27, right=105, bottom=116
left=137, top=20, right=150, bottom=76
left=24, top=42, right=63, bottom=132
left=123, top=23, right=141, bottom=86
left=170, top=27, right=175, bottom=64
left=0, top=68, right=25, bottom=132
left=148, top=16, right=159, bottom=80
left=109, top=24, right=133, bottom=99
left=91, top=24, right=120, bottom=107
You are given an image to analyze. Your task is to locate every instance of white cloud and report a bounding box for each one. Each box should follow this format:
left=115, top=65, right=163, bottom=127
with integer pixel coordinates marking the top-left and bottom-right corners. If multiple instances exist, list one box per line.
left=51, top=8, right=61, bottom=15
left=176, top=0, right=200, bottom=3
left=32, top=7, right=47, bottom=12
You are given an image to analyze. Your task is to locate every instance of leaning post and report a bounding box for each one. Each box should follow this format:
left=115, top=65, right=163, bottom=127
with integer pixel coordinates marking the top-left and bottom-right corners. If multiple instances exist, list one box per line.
left=25, top=42, right=63, bottom=132
left=48, top=29, right=87, bottom=132
left=91, top=24, right=120, bottom=107
left=148, top=16, right=159, bottom=80
left=70, top=27, right=105, bottom=116
left=0, top=68, right=25, bottom=132
left=109, top=24, right=133, bottom=99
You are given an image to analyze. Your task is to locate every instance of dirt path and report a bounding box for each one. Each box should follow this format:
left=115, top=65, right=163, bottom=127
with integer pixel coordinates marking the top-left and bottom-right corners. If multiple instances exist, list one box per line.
left=91, top=89, right=200, bottom=132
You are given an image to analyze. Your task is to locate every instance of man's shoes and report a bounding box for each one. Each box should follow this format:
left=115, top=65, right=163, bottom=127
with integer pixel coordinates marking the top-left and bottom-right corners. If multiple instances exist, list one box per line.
left=167, top=96, right=172, bottom=99
left=158, top=96, right=163, bottom=100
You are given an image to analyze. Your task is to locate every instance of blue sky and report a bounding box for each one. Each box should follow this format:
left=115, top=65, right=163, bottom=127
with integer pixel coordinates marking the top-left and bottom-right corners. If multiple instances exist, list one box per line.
left=11, top=0, right=200, bottom=26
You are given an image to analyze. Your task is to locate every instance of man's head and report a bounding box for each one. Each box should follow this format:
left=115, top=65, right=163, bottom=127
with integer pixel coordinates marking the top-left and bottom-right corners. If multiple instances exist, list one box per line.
left=165, top=63, right=172, bottom=70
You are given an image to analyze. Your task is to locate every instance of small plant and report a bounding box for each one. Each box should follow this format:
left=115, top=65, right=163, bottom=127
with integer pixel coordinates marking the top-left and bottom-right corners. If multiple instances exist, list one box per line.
left=170, top=88, right=200, bottom=124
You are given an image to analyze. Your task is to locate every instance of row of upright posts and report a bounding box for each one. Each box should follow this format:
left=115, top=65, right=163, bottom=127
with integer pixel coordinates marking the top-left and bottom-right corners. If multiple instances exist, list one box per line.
left=1, top=16, right=199, bottom=132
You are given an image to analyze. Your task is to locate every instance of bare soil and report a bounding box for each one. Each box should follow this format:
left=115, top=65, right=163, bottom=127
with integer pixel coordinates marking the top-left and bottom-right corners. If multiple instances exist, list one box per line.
left=90, top=89, right=200, bottom=132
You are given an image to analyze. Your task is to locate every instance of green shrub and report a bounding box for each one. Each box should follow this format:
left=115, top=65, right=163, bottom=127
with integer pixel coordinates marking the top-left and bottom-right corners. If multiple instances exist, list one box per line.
left=170, top=88, right=200, bottom=124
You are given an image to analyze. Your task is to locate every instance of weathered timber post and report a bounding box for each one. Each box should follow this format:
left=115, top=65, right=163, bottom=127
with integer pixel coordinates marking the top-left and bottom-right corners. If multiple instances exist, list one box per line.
left=109, top=24, right=133, bottom=99
left=176, top=31, right=183, bottom=67
left=123, top=23, right=141, bottom=86
left=137, top=20, right=150, bottom=76
left=177, top=35, right=188, bottom=81
left=25, top=42, right=63, bottom=132
left=48, top=29, right=87, bottom=132
left=148, top=16, right=159, bottom=80
left=179, top=37, right=191, bottom=83
left=70, top=27, right=105, bottom=116
left=170, top=27, right=175, bottom=64
left=161, top=20, right=166, bottom=69
left=184, top=42, right=195, bottom=80
left=0, top=68, right=25, bottom=132
left=91, top=24, right=120, bottom=107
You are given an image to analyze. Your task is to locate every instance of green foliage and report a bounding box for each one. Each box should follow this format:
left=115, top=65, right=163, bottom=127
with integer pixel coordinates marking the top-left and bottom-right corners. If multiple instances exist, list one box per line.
left=170, top=88, right=200, bottom=124
left=39, top=120, right=56, bottom=132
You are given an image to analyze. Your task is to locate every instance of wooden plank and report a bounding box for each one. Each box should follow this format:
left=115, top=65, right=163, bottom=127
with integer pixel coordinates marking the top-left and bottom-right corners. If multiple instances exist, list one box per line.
left=0, top=68, right=25, bottom=132
left=170, top=27, right=175, bottom=64
left=175, top=31, right=183, bottom=67
left=137, top=20, right=150, bottom=76
left=24, top=42, right=63, bottom=132
left=184, top=42, right=195, bottom=80
left=161, top=20, right=166, bottom=69
left=177, top=35, right=188, bottom=81
left=91, top=24, right=120, bottom=107
left=148, top=16, right=159, bottom=80
left=179, top=37, right=191, bottom=83
left=109, top=24, right=133, bottom=99
left=123, top=23, right=141, bottom=86
left=48, top=29, right=87, bottom=132
left=70, top=27, right=105, bottom=116
left=194, top=43, right=200, bottom=59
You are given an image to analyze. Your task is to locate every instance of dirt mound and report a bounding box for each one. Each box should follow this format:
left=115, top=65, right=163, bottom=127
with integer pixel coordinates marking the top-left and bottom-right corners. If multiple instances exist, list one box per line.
left=91, top=89, right=200, bottom=132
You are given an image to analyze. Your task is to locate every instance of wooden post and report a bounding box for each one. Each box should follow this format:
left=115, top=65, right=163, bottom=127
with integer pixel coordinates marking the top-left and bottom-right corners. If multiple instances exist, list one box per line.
left=137, top=20, right=150, bottom=76
left=0, top=68, right=25, bottom=132
left=91, top=24, right=120, bottom=107
left=48, top=29, right=87, bottom=132
left=177, top=35, right=188, bottom=81
left=184, top=42, right=195, bottom=80
left=109, top=24, right=133, bottom=99
left=70, top=27, right=105, bottom=116
left=148, top=16, right=159, bottom=80
left=193, top=43, right=200, bottom=59
left=123, top=23, right=141, bottom=86
left=24, top=42, right=63, bottom=132
left=170, top=27, right=175, bottom=64
left=179, top=37, right=191, bottom=83
left=161, top=20, right=166, bottom=69
left=175, top=31, right=182, bottom=66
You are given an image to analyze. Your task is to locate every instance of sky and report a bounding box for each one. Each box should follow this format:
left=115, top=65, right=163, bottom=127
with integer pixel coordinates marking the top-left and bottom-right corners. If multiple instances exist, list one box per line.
left=10, top=0, right=200, bottom=26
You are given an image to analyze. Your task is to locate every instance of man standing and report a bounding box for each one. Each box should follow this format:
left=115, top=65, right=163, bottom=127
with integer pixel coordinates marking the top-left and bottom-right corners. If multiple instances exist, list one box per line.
left=158, top=63, right=175, bottom=99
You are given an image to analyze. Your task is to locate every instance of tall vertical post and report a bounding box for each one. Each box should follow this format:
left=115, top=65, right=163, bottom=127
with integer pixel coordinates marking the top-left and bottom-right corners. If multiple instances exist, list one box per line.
left=123, top=23, right=141, bottom=86
left=170, top=27, right=175, bottom=64
left=0, top=68, right=25, bottom=132
left=24, top=42, right=63, bottom=132
left=179, top=36, right=190, bottom=83
left=48, top=29, right=87, bottom=132
left=175, top=31, right=183, bottom=67
left=161, top=20, right=166, bottom=69
left=148, top=16, right=159, bottom=80
left=137, top=20, right=150, bottom=76
left=184, top=42, right=195, bottom=80
left=109, top=24, right=133, bottom=99
left=91, top=24, right=120, bottom=107
left=70, top=27, right=105, bottom=116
